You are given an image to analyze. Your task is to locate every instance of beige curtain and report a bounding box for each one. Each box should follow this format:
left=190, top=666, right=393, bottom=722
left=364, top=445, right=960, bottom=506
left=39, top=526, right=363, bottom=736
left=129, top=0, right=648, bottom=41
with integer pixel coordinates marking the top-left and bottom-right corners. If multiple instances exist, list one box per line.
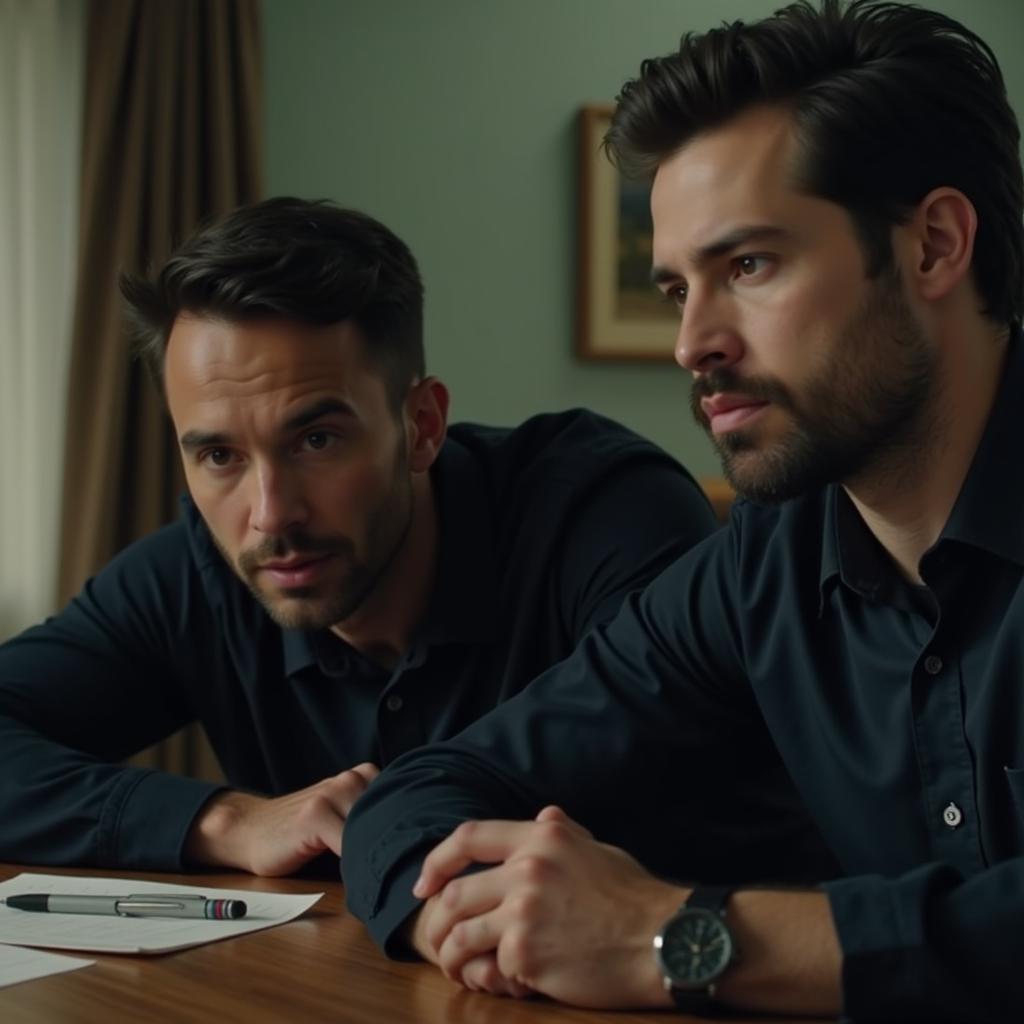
left=0, top=0, right=82, bottom=643
left=58, top=0, right=263, bottom=779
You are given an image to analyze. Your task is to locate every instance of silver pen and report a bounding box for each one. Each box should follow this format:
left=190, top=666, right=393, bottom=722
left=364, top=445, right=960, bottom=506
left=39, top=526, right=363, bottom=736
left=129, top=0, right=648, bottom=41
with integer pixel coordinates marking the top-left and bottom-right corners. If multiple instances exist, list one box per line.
left=0, top=893, right=247, bottom=919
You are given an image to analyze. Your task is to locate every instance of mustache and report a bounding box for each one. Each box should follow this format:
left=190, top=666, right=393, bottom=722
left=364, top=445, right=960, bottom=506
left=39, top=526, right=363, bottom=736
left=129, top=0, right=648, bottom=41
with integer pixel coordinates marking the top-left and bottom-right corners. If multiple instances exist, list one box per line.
left=237, top=531, right=352, bottom=574
left=690, top=368, right=794, bottom=424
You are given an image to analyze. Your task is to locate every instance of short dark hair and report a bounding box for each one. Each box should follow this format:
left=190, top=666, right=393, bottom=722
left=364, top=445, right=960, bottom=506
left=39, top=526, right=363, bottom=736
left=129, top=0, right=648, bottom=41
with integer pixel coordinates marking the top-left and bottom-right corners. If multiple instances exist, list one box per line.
left=606, top=0, right=1024, bottom=327
left=121, top=197, right=425, bottom=406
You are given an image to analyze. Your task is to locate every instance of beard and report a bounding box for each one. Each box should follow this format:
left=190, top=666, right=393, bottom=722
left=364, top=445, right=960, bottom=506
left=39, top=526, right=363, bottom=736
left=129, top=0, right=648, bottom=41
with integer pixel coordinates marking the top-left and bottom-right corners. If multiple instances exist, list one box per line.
left=690, top=270, right=936, bottom=504
left=220, top=445, right=415, bottom=631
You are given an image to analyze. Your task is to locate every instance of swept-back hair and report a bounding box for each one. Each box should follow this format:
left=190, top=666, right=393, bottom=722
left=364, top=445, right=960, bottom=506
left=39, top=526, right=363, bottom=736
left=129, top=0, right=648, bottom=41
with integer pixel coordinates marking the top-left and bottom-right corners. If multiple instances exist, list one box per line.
left=121, top=197, right=425, bottom=407
left=606, top=0, right=1023, bottom=326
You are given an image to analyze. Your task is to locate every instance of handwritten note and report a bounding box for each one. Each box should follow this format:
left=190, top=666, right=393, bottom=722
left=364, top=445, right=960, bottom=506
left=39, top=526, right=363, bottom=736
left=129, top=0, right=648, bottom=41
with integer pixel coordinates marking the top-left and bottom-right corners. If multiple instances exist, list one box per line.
left=0, top=873, right=322, bottom=954
left=0, top=944, right=93, bottom=989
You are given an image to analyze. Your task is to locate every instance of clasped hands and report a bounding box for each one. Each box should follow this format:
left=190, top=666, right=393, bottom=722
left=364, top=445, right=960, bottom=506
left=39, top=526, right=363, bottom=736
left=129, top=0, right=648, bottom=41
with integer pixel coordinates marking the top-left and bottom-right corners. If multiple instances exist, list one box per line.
left=408, top=805, right=684, bottom=1008
left=185, top=769, right=681, bottom=1007
left=186, top=777, right=841, bottom=1015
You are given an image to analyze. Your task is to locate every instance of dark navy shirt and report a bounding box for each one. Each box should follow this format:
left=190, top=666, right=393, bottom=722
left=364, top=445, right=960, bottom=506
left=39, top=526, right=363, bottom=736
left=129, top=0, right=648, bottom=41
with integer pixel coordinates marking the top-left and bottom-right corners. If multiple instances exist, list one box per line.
left=343, top=348, right=1024, bottom=1023
left=0, top=410, right=720, bottom=871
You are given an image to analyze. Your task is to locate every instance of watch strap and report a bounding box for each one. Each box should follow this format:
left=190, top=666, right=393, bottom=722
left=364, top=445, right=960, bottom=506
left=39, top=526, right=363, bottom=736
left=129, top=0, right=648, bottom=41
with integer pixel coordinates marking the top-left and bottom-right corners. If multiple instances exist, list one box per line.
left=684, top=884, right=734, bottom=915
left=667, top=979, right=722, bottom=1016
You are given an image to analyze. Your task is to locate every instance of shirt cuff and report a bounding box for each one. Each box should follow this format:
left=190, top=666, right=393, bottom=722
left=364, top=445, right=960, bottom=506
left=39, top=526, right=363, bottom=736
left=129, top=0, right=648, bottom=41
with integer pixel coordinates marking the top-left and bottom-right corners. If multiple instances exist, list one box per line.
left=824, top=865, right=954, bottom=1021
left=98, top=768, right=225, bottom=870
left=354, top=853, right=425, bottom=960
left=343, top=822, right=458, bottom=960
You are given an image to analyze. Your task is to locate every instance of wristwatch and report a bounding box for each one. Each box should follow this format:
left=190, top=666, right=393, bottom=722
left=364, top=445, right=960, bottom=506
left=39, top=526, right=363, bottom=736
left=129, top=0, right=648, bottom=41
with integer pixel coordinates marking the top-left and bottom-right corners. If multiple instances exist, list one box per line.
left=653, top=885, right=738, bottom=1016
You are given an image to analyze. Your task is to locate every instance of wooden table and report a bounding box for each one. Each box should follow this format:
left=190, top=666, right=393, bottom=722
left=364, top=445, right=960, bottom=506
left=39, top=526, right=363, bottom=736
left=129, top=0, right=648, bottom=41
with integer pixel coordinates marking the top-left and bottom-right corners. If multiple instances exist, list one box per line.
left=0, top=864, right=830, bottom=1023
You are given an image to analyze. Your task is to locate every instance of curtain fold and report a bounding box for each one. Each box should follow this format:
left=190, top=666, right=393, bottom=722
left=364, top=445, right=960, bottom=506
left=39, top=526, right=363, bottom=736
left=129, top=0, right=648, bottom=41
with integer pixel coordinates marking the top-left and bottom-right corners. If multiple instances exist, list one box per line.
left=58, top=0, right=263, bottom=779
left=0, top=0, right=82, bottom=642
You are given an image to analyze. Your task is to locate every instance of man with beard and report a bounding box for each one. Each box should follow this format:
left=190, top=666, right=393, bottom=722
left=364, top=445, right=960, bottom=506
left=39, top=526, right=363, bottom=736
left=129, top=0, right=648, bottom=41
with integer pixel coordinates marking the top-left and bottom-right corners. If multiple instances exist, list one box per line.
left=341, top=2, right=1024, bottom=1021
left=0, top=198, right=724, bottom=877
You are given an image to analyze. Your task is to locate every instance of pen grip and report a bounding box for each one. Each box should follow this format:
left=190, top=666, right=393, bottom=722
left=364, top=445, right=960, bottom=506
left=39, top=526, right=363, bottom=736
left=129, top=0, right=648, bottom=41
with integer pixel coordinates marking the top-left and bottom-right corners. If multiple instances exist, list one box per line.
left=46, top=895, right=122, bottom=915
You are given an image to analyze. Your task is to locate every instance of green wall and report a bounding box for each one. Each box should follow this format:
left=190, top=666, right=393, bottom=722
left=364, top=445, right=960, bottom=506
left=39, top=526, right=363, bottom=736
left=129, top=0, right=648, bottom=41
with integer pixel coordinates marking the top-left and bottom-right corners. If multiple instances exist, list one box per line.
left=265, top=0, right=1024, bottom=478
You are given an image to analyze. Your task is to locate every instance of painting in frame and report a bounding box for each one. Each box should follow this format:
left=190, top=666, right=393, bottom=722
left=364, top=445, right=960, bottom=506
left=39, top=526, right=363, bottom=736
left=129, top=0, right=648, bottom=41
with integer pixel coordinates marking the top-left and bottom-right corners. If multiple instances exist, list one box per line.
left=576, top=104, right=678, bottom=361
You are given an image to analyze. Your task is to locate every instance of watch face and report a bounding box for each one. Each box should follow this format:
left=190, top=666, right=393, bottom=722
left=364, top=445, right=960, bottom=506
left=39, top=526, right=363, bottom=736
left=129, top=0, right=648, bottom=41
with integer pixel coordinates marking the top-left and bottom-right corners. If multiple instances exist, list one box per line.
left=657, top=907, right=734, bottom=987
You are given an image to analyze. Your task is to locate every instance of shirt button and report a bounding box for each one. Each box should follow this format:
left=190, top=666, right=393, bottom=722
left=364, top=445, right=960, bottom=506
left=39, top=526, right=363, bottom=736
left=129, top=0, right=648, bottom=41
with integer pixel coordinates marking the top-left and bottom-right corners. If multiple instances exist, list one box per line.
left=942, top=802, right=963, bottom=829
left=923, top=655, right=943, bottom=675
left=385, top=694, right=404, bottom=712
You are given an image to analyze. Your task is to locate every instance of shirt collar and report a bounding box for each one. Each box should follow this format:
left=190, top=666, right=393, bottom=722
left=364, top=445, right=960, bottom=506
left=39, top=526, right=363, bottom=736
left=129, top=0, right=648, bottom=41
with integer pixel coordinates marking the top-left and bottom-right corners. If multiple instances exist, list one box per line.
left=819, top=327, right=1024, bottom=612
left=281, top=434, right=499, bottom=678
left=818, top=485, right=889, bottom=613
left=281, top=623, right=319, bottom=678
left=818, top=486, right=841, bottom=604
left=938, top=329, right=1024, bottom=566
left=415, top=434, right=499, bottom=646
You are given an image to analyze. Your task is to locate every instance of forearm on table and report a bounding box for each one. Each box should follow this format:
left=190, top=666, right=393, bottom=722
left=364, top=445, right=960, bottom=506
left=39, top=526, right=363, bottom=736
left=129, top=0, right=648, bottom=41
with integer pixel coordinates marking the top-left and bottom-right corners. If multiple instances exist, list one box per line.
left=183, top=789, right=257, bottom=869
left=0, top=719, right=222, bottom=869
left=716, top=888, right=842, bottom=1017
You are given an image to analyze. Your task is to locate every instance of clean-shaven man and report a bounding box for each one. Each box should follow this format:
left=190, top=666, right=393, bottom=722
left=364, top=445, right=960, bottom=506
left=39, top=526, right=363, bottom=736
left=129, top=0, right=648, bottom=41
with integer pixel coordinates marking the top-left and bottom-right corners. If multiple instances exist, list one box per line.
left=0, top=199, right=739, bottom=878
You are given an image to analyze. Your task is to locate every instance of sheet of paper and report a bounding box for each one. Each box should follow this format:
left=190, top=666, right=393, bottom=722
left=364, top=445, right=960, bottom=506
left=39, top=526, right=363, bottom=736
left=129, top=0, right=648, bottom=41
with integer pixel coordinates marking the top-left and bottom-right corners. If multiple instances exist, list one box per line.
left=0, top=944, right=94, bottom=988
left=0, top=873, right=323, bottom=955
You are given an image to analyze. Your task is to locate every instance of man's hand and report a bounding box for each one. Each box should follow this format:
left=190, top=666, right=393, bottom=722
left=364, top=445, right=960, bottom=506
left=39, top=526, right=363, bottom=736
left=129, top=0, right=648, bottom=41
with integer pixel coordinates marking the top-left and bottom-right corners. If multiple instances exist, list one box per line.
left=410, top=805, right=844, bottom=1016
left=409, top=805, right=682, bottom=1008
left=185, top=763, right=379, bottom=876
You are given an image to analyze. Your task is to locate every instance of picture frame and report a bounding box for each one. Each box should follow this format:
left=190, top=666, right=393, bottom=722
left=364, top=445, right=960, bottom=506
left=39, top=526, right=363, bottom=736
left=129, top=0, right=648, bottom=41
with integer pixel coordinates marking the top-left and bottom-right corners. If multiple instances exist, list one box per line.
left=576, top=104, right=678, bottom=361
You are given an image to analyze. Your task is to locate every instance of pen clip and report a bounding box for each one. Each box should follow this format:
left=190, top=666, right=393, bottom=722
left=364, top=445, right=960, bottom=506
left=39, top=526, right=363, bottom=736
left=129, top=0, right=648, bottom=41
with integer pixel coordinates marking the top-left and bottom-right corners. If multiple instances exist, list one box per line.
left=116, top=894, right=207, bottom=914
left=126, top=894, right=207, bottom=902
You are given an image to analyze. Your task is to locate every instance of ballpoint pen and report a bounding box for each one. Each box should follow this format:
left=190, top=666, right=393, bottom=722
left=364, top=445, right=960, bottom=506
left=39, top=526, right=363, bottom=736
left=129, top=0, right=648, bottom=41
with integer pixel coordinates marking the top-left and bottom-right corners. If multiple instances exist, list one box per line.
left=0, top=893, right=247, bottom=920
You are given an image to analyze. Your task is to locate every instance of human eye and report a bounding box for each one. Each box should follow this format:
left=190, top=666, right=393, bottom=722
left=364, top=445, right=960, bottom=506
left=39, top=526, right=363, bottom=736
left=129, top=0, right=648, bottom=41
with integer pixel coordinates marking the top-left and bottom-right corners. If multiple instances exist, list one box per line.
left=731, top=254, right=775, bottom=281
left=662, top=282, right=688, bottom=310
left=198, top=447, right=237, bottom=470
left=299, top=430, right=339, bottom=453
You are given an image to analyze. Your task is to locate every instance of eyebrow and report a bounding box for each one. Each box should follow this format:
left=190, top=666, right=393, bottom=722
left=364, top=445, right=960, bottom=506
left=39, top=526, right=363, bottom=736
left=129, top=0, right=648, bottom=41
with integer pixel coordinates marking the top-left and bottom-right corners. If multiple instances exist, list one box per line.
left=651, top=224, right=793, bottom=286
left=178, top=397, right=357, bottom=451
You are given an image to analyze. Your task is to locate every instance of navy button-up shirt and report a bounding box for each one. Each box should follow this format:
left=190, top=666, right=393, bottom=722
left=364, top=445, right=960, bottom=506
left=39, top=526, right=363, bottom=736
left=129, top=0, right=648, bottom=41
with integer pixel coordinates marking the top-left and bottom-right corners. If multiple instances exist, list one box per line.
left=0, top=410, right=719, bottom=872
left=344, top=344, right=1024, bottom=1022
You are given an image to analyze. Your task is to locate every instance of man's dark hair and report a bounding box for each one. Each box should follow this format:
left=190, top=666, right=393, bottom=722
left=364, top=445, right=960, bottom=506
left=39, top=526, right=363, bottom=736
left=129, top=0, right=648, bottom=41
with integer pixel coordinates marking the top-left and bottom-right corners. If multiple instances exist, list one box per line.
left=606, top=0, right=1024, bottom=327
left=121, top=197, right=425, bottom=407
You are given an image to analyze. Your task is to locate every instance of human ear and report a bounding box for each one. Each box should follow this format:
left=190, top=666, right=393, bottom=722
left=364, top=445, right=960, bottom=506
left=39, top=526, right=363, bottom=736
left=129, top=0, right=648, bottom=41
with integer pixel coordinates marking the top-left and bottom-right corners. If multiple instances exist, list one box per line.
left=905, top=187, right=977, bottom=302
left=404, top=377, right=449, bottom=472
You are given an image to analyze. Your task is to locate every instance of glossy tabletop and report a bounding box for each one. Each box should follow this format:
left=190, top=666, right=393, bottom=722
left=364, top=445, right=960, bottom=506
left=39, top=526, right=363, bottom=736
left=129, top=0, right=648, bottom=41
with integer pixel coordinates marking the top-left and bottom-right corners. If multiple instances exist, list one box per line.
left=0, top=864, right=831, bottom=1023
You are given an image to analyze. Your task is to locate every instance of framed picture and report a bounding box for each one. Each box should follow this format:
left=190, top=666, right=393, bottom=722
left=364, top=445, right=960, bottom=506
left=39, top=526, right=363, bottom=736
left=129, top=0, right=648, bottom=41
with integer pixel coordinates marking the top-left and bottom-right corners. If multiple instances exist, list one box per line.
left=576, top=104, right=678, bottom=361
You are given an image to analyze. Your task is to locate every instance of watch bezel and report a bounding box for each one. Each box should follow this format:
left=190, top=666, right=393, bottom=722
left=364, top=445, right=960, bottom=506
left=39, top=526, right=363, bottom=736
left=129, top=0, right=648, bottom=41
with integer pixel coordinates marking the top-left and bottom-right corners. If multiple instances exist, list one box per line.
left=655, top=904, right=736, bottom=991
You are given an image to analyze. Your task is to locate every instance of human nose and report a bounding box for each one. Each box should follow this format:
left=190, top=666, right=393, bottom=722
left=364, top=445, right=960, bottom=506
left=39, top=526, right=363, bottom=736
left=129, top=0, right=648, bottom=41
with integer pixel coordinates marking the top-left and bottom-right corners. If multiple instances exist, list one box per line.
left=248, top=462, right=307, bottom=535
left=673, top=285, right=744, bottom=374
